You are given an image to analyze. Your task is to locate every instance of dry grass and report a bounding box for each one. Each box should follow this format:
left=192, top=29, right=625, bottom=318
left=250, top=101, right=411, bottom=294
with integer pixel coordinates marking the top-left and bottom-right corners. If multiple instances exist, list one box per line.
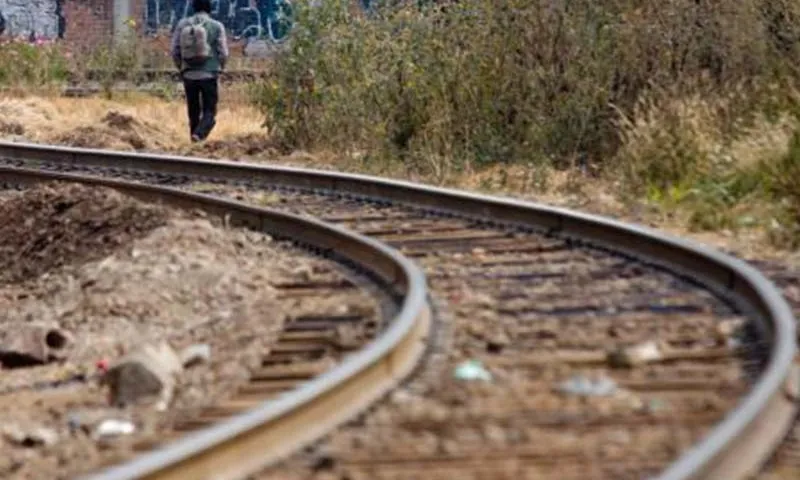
left=612, top=85, right=800, bottom=193
left=2, top=89, right=800, bottom=259
left=0, top=91, right=264, bottom=152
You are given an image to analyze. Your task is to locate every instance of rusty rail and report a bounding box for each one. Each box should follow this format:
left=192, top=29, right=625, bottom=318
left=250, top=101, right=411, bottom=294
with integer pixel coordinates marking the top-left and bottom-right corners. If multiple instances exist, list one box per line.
left=0, top=140, right=796, bottom=480
left=0, top=165, right=430, bottom=480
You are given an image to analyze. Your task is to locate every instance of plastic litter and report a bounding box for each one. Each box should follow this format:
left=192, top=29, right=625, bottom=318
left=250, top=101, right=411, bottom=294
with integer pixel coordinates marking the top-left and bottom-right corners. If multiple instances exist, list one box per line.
left=557, top=375, right=618, bottom=397
left=647, top=398, right=669, bottom=413
left=180, top=343, right=211, bottom=368
left=93, top=419, right=136, bottom=440
left=95, top=358, right=109, bottom=373
left=453, top=359, right=492, bottom=382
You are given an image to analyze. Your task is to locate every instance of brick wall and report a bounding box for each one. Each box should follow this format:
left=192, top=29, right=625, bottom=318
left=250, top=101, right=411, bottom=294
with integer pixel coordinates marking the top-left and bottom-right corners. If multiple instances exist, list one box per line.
left=61, top=0, right=114, bottom=52
left=0, top=0, right=115, bottom=50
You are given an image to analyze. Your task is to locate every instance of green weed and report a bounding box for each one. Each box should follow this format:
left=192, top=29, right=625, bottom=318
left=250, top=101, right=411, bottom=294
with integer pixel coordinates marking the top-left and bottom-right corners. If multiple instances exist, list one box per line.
left=0, top=39, right=70, bottom=86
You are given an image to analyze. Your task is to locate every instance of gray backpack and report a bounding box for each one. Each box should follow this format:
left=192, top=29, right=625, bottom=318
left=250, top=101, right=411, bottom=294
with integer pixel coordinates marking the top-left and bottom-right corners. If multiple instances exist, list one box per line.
left=179, top=16, right=212, bottom=66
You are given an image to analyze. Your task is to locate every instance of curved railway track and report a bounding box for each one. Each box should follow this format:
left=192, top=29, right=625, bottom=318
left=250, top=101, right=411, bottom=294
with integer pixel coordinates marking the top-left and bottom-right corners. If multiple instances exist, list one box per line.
left=0, top=141, right=796, bottom=480
left=0, top=165, right=430, bottom=480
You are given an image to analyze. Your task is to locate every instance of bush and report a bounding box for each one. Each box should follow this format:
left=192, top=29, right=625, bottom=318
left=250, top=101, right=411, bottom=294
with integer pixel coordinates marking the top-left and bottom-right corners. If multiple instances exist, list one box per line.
left=0, top=38, right=70, bottom=86
left=610, top=81, right=800, bottom=242
left=250, top=0, right=800, bottom=177
left=764, top=130, right=800, bottom=246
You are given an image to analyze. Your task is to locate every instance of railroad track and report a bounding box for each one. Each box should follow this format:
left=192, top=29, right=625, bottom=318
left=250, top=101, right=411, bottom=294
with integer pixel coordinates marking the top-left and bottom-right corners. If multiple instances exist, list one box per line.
left=0, top=141, right=796, bottom=480
left=0, top=162, right=430, bottom=480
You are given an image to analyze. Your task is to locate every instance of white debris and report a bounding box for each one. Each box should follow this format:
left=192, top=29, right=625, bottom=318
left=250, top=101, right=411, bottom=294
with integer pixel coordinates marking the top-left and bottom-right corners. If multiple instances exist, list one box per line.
left=607, top=341, right=663, bottom=368
left=557, top=375, right=618, bottom=397
left=180, top=343, right=211, bottom=368
left=453, top=359, right=493, bottom=382
left=93, top=419, right=136, bottom=440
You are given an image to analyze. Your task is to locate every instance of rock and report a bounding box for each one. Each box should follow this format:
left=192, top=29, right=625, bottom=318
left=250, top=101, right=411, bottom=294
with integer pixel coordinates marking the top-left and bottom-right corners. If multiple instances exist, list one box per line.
left=333, top=324, right=367, bottom=349
left=467, top=292, right=495, bottom=308
left=482, top=423, right=508, bottom=445
left=292, top=264, right=313, bottom=282
left=533, top=327, right=558, bottom=340
left=102, top=342, right=182, bottom=409
left=607, top=340, right=663, bottom=368
left=0, top=324, right=73, bottom=368
left=485, top=331, right=511, bottom=354
left=2, top=423, right=58, bottom=447
left=390, top=389, right=414, bottom=405
left=646, top=398, right=670, bottom=414
left=180, top=344, right=211, bottom=368
left=0, top=120, right=24, bottom=136
left=715, top=319, right=744, bottom=343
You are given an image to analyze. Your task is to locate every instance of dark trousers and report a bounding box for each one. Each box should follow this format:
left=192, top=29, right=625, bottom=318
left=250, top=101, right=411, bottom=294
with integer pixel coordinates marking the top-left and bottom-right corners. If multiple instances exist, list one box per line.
left=183, top=77, right=219, bottom=140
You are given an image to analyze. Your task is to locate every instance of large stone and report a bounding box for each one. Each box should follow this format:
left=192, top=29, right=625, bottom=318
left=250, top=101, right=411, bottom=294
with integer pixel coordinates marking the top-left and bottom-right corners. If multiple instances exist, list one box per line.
left=0, top=324, right=73, bottom=368
left=102, top=342, right=182, bottom=409
left=2, top=423, right=59, bottom=447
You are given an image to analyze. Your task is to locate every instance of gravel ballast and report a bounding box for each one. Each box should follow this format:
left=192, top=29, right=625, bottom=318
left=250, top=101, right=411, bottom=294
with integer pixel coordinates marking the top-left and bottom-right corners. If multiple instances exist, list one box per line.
left=0, top=182, right=376, bottom=479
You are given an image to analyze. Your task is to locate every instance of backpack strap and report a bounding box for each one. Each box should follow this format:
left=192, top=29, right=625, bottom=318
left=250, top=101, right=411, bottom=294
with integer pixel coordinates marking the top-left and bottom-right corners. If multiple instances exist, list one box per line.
left=190, top=14, right=211, bottom=29
left=189, top=14, right=217, bottom=41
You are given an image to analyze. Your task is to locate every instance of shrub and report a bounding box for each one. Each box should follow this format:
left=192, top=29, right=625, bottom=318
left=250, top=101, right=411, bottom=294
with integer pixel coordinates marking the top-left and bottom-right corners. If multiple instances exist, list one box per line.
left=611, top=80, right=800, bottom=241
left=764, top=129, right=800, bottom=246
left=0, top=37, right=70, bottom=86
left=250, top=0, right=800, bottom=178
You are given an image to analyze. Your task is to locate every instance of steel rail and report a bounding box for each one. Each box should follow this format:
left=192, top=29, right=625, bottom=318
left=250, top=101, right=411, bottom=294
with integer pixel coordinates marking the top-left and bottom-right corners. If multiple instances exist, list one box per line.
left=0, top=165, right=431, bottom=480
left=0, top=140, right=797, bottom=480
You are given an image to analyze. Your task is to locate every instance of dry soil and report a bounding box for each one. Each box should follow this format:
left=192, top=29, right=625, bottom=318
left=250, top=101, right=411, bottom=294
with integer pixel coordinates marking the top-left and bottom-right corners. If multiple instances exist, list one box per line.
left=0, top=182, right=355, bottom=479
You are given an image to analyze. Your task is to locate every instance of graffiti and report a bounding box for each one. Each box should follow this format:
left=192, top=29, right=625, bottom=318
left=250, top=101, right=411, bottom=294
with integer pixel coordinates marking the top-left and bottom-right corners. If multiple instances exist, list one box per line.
left=144, top=0, right=293, bottom=44
left=0, top=0, right=65, bottom=39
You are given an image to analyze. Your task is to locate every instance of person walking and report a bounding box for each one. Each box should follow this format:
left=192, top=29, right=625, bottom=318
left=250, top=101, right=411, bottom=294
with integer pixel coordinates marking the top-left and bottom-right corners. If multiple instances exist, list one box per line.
left=171, top=0, right=229, bottom=143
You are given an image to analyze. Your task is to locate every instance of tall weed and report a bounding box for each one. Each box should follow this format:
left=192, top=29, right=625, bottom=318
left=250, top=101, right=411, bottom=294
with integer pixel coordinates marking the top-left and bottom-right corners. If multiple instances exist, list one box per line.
left=250, top=0, right=800, bottom=177
left=0, top=38, right=70, bottom=86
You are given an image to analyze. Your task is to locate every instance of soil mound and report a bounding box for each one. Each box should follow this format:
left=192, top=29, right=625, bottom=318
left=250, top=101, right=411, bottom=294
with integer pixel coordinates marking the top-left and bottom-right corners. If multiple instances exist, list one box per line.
left=186, top=133, right=279, bottom=159
left=0, top=183, right=169, bottom=283
left=0, top=120, right=24, bottom=136
left=50, top=110, right=170, bottom=151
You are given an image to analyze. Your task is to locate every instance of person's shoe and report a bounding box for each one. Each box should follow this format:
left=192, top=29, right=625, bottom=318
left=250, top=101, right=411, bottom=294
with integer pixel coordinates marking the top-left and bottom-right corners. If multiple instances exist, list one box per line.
left=191, top=134, right=202, bottom=143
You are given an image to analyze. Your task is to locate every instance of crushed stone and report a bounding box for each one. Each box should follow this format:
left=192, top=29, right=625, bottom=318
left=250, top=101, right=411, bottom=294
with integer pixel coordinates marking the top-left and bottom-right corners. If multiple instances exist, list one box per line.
left=0, top=182, right=353, bottom=479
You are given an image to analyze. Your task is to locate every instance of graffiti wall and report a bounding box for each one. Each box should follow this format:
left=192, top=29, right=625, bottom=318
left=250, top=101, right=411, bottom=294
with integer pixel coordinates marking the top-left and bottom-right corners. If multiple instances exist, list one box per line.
left=144, top=0, right=292, bottom=42
left=0, top=0, right=65, bottom=39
